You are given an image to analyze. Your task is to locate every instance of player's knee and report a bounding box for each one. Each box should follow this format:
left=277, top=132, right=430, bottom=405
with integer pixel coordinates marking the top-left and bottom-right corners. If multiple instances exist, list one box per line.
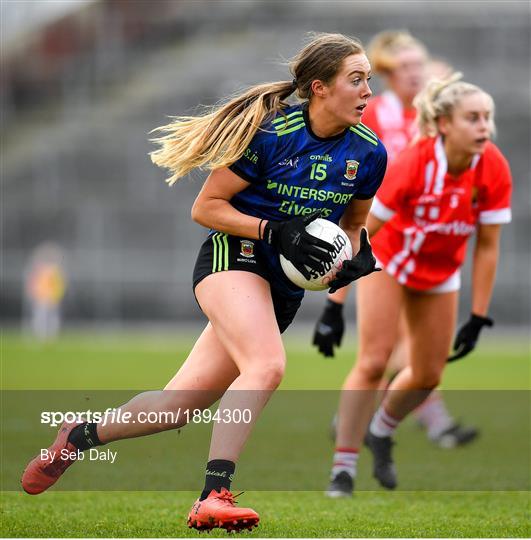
left=260, top=360, right=286, bottom=388
left=244, top=357, right=286, bottom=389
left=411, top=366, right=441, bottom=390
left=355, top=353, right=389, bottom=383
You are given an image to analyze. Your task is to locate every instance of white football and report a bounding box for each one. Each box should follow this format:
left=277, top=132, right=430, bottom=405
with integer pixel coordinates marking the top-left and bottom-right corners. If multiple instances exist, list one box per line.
left=280, top=218, right=352, bottom=291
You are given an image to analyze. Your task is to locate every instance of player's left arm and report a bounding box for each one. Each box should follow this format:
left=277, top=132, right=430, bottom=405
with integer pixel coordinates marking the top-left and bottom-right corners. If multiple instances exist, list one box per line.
left=339, top=198, right=373, bottom=254
left=448, top=147, right=512, bottom=362
left=471, top=223, right=502, bottom=316
left=312, top=198, right=376, bottom=357
left=325, top=197, right=373, bottom=303
left=471, top=151, right=512, bottom=314
left=312, top=144, right=387, bottom=356
left=447, top=223, right=502, bottom=362
left=366, top=212, right=387, bottom=239
left=327, top=198, right=381, bottom=295
left=326, top=142, right=388, bottom=298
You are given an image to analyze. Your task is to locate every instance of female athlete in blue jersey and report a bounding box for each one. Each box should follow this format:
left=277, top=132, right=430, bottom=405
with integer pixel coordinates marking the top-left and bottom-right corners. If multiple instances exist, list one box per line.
left=22, top=33, right=386, bottom=531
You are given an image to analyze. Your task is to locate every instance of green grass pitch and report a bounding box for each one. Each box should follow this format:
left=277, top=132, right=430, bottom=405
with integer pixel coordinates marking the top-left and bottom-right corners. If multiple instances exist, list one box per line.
left=1, top=329, right=529, bottom=537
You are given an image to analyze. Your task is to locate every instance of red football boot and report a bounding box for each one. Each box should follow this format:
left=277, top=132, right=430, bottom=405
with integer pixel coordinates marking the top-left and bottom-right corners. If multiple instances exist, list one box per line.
left=187, top=488, right=259, bottom=532
left=21, top=420, right=82, bottom=494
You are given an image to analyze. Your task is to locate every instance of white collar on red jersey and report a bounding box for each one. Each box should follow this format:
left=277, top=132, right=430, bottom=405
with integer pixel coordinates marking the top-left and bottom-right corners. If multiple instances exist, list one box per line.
left=426, top=137, right=480, bottom=196
left=376, top=91, right=404, bottom=129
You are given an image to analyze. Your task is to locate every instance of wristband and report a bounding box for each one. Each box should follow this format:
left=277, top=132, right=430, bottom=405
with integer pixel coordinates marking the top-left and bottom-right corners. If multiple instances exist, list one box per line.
left=263, top=220, right=278, bottom=245
left=258, top=219, right=265, bottom=241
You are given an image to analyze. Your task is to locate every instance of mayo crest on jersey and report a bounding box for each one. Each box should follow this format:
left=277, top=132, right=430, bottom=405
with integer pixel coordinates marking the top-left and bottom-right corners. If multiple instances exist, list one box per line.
left=225, top=102, right=387, bottom=297
left=371, top=136, right=512, bottom=290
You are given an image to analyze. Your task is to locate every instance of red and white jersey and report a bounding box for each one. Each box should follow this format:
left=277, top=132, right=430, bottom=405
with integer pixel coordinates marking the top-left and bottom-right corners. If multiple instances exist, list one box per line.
left=362, top=91, right=418, bottom=163
left=370, top=137, right=512, bottom=290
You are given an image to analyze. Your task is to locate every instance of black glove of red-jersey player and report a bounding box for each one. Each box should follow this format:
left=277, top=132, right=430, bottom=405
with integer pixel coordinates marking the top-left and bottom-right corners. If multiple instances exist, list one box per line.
left=264, top=210, right=335, bottom=280
left=312, top=299, right=345, bottom=358
left=447, top=313, right=494, bottom=362
left=328, top=228, right=380, bottom=294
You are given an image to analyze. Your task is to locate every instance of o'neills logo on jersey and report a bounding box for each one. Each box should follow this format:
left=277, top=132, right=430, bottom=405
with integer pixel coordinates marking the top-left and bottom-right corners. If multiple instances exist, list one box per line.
left=240, top=240, right=255, bottom=258
left=344, top=160, right=359, bottom=180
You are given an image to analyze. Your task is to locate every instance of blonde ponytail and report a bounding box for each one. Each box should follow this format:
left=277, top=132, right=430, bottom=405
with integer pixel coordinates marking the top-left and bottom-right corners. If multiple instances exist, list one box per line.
left=414, top=72, right=495, bottom=137
left=150, top=81, right=295, bottom=186
left=150, top=32, right=365, bottom=186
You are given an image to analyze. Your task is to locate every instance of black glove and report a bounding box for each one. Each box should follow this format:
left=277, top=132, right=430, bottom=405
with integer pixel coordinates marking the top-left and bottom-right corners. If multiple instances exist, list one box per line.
left=264, top=210, right=334, bottom=280
left=328, top=228, right=380, bottom=294
left=447, top=313, right=494, bottom=362
left=313, top=299, right=344, bottom=358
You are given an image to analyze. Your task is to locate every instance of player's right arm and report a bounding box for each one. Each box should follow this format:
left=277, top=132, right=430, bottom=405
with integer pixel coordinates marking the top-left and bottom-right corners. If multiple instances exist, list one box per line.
left=191, top=127, right=272, bottom=238
left=191, top=167, right=265, bottom=239
left=192, top=167, right=334, bottom=280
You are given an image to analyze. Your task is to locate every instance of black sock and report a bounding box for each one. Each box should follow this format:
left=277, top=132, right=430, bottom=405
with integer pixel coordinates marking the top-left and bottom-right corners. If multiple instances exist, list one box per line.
left=67, top=422, right=103, bottom=451
left=199, top=459, right=235, bottom=500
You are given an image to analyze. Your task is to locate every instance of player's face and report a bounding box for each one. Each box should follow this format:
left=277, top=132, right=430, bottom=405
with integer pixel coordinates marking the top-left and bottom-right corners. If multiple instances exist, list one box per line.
left=386, top=47, right=427, bottom=102
left=324, top=54, right=372, bottom=126
left=442, top=92, right=493, bottom=155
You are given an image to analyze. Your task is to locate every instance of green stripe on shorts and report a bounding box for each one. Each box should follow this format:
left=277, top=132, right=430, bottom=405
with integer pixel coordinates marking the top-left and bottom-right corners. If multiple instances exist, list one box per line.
left=222, top=234, right=229, bottom=271
left=212, top=232, right=229, bottom=272
left=212, top=233, right=219, bottom=273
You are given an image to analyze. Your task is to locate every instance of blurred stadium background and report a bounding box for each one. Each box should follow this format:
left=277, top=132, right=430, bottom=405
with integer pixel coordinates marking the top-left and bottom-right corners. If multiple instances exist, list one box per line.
left=1, top=4, right=529, bottom=537
left=1, top=0, right=529, bottom=328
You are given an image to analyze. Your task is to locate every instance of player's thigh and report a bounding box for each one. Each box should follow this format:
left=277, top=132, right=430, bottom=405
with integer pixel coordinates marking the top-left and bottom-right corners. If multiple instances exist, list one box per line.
left=163, top=323, right=240, bottom=410
left=356, top=270, right=403, bottom=360
left=195, top=270, right=286, bottom=375
left=403, top=289, right=458, bottom=378
left=165, top=322, right=239, bottom=391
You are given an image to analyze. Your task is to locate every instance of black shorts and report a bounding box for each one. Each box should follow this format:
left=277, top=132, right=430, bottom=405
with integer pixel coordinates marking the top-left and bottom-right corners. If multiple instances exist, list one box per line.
left=193, top=232, right=302, bottom=334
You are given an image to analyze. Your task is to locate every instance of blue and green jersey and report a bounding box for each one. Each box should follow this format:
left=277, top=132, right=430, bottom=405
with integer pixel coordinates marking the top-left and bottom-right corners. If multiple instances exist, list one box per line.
left=225, top=102, right=388, bottom=297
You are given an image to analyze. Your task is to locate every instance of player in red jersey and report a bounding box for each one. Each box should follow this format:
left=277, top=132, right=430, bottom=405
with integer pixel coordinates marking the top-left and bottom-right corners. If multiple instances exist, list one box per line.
left=316, top=31, right=478, bottom=452
left=361, top=31, right=427, bottom=162
left=322, top=74, right=511, bottom=495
